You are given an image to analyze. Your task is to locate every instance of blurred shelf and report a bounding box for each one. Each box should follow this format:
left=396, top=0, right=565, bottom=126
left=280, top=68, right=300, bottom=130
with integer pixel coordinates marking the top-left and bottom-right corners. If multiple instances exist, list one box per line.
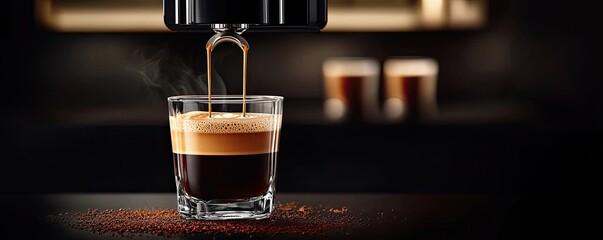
left=36, top=0, right=487, bottom=32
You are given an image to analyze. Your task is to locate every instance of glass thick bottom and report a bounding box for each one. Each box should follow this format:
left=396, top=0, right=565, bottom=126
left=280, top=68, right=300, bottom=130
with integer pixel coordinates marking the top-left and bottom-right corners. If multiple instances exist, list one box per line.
left=177, top=189, right=274, bottom=220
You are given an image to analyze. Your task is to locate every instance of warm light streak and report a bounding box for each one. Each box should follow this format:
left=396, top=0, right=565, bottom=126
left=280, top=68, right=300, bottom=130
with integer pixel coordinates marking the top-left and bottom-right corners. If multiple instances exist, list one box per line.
left=324, top=8, right=420, bottom=32
left=36, top=0, right=168, bottom=32
left=421, top=0, right=446, bottom=28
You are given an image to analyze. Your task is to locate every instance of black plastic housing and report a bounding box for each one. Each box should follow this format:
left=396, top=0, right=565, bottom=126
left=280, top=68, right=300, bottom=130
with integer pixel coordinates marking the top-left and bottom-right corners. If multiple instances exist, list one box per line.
left=164, top=0, right=327, bottom=32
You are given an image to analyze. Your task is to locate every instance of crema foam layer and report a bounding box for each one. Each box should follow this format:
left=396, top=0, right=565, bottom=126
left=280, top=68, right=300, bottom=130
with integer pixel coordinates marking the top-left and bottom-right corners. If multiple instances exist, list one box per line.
left=169, top=111, right=281, bottom=155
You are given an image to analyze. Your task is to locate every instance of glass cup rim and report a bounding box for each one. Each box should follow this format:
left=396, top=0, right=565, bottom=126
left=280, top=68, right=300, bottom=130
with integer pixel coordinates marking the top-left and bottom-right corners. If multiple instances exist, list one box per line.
left=167, top=95, right=283, bottom=103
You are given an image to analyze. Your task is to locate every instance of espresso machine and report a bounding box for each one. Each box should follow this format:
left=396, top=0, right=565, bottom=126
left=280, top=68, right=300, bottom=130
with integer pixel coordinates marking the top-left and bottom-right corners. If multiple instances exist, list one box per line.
left=163, top=0, right=327, bottom=103
left=164, top=0, right=328, bottom=33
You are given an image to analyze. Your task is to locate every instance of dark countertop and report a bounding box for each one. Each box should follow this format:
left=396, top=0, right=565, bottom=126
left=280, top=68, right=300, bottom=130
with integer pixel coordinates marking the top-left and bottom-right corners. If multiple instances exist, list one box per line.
left=3, top=192, right=600, bottom=240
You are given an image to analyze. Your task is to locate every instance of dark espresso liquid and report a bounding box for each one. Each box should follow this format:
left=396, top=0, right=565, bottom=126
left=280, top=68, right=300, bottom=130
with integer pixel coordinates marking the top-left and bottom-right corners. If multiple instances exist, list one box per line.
left=170, top=112, right=280, bottom=201
left=400, top=76, right=421, bottom=123
left=385, top=75, right=437, bottom=123
left=174, top=153, right=275, bottom=200
left=339, top=76, right=365, bottom=122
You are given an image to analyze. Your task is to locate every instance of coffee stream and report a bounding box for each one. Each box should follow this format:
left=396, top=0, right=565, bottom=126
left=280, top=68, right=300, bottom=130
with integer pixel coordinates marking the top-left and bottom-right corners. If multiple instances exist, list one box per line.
left=206, top=31, right=250, bottom=117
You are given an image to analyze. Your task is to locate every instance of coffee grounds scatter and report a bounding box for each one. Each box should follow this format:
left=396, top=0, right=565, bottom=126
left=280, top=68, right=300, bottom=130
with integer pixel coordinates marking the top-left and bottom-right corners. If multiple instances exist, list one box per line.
left=46, top=202, right=358, bottom=238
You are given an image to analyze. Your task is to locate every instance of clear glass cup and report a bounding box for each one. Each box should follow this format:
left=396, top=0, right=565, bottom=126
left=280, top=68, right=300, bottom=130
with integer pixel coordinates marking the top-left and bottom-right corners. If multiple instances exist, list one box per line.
left=167, top=95, right=283, bottom=220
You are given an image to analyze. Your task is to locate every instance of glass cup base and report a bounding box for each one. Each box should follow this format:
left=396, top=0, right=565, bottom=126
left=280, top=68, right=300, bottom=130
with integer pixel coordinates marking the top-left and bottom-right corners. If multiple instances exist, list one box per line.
left=177, top=192, right=274, bottom=220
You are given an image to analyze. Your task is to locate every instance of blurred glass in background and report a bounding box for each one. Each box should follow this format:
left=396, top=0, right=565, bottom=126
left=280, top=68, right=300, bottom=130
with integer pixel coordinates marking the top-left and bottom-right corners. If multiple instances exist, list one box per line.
left=322, top=57, right=380, bottom=124
left=383, top=57, right=439, bottom=123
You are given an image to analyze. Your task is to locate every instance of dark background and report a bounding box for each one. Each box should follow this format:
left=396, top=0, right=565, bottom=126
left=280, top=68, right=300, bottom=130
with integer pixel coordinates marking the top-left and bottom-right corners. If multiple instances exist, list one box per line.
left=2, top=0, right=602, bottom=197
left=2, top=1, right=603, bottom=238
